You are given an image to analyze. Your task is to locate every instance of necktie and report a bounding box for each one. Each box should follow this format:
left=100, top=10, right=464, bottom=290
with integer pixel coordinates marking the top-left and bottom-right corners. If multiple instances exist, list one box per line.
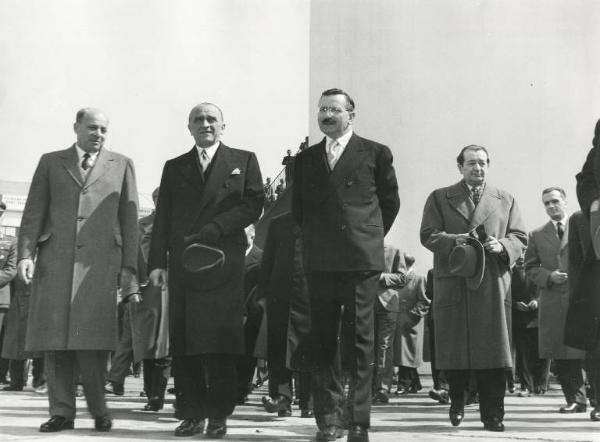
left=471, top=186, right=482, bottom=205
left=557, top=221, right=564, bottom=240
left=81, top=152, right=92, bottom=171
left=199, top=149, right=210, bottom=175
left=327, top=141, right=341, bottom=170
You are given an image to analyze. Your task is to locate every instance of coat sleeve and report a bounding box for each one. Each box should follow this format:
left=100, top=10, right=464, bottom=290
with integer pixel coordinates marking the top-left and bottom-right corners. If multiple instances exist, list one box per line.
left=291, top=152, right=303, bottom=227
left=524, top=232, right=552, bottom=289
left=18, top=154, right=50, bottom=261
left=497, top=196, right=528, bottom=267
left=119, top=157, right=139, bottom=273
left=420, top=190, right=462, bottom=255
left=375, top=145, right=400, bottom=235
left=379, top=249, right=408, bottom=288
left=0, top=239, right=17, bottom=288
left=576, top=147, right=599, bottom=218
left=409, top=275, right=430, bottom=318
left=148, top=162, right=172, bottom=272
left=212, top=152, right=265, bottom=235
left=256, top=219, right=278, bottom=301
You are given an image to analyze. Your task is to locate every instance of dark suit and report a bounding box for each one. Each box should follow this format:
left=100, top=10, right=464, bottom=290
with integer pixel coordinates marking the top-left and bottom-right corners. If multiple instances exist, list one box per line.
left=292, top=133, right=399, bottom=429
left=148, top=144, right=264, bottom=420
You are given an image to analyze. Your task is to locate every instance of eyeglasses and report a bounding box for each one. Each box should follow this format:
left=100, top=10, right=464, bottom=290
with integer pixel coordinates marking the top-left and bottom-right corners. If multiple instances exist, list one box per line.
left=318, top=106, right=349, bottom=115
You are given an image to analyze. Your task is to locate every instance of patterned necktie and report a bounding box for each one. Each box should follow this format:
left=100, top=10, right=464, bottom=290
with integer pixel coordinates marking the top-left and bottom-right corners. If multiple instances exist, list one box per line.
left=199, top=149, right=210, bottom=175
left=557, top=221, right=564, bottom=240
left=327, top=140, right=341, bottom=170
left=81, top=152, right=92, bottom=171
left=471, top=186, right=482, bottom=205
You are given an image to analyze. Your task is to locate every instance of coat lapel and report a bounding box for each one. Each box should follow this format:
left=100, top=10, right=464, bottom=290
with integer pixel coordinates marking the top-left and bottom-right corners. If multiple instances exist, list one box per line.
left=59, top=145, right=84, bottom=188
left=541, top=220, right=561, bottom=251
left=178, top=148, right=204, bottom=193
left=83, top=148, right=113, bottom=190
left=469, top=184, right=502, bottom=228
left=446, top=182, right=474, bottom=223
left=194, top=144, right=232, bottom=216
left=329, top=133, right=367, bottom=188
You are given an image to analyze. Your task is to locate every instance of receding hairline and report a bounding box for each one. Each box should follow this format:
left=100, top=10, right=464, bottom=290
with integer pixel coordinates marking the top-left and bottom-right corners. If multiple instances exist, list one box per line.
left=75, top=107, right=109, bottom=124
left=542, top=187, right=567, bottom=199
left=188, top=103, right=224, bottom=122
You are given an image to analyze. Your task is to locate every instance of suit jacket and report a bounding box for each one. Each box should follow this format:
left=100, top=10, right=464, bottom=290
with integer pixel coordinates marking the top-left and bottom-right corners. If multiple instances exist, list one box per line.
left=0, top=233, right=16, bottom=310
left=525, top=219, right=584, bottom=359
left=18, top=145, right=139, bottom=351
left=292, top=133, right=400, bottom=272
left=148, top=144, right=264, bottom=356
left=421, top=180, right=527, bottom=369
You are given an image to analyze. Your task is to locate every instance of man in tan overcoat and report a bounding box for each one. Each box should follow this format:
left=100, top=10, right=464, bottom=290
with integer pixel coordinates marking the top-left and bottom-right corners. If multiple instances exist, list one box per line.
left=420, top=145, right=527, bottom=432
left=17, top=108, right=139, bottom=433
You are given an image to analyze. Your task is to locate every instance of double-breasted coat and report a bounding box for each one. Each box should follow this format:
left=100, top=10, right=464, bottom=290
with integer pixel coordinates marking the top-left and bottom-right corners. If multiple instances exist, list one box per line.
left=420, top=181, right=527, bottom=369
left=18, top=145, right=139, bottom=351
left=148, top=145, right=264, bottom=356
left=524, top=220, right=585, bottom=360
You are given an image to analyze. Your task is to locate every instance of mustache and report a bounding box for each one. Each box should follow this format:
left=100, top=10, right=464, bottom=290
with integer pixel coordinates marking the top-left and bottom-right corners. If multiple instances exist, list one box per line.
left=321, top=118, right=336, bottom=124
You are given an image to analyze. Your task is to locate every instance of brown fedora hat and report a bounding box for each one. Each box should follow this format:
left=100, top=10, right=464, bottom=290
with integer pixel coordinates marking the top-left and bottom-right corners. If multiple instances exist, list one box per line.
left=182, top=243, right=225, bottom=273
left=448, top=236, right=485, bottom=290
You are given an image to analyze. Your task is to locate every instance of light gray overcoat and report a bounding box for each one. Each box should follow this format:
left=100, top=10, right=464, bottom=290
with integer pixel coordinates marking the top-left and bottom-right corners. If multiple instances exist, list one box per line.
left=18, top=145, right=139, bottom=351
left=420, top=181, right=527, bottom=369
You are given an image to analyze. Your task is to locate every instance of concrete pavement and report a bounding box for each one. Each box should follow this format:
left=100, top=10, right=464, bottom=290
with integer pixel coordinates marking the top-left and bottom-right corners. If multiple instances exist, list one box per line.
left=1, top=371, right=599, bottom=441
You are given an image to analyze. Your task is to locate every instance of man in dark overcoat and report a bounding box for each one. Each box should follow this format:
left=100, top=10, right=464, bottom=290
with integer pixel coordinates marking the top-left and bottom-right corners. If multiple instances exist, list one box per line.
left=17, top=108, right=139, bottom=432
left=148, top=103, right=264, bottom=437
left=420, top=145, right=527, bottom=432
left=292, top=88, right=400, bottom=442
left=0, top=201, right=16, bottom=386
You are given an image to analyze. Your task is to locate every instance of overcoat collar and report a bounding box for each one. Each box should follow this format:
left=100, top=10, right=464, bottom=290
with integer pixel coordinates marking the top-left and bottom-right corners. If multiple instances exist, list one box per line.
left=542, top=218, right=569, bottom=250
left=446, top=181, right=502, bottom=229
left=59, top=144, right=113, bottom=189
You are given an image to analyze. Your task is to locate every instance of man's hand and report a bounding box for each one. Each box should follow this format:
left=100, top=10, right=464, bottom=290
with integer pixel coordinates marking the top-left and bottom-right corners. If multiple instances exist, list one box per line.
left=549, top=270, right=568, bottom=285
left=18, top=259, right=34, bottom=284
left=482, top=236, right=504, bottom=254
left=514, top=301, right=529, bottom=312
left=455, top=234, right=469, bottom=245
left=527, top=300, right=538, bottom=310
left=149, top=268, right=168, bottom=287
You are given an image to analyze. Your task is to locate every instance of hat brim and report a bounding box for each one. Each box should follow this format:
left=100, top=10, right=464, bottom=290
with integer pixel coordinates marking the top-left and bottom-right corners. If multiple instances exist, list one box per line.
left=182, top=243, right=225, bottom=273
left=464, top=236, right=485, bottom=290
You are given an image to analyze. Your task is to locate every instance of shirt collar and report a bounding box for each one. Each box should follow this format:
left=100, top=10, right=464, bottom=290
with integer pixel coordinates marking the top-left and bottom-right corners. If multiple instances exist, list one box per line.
left=551, top=215, right=569, bottom=227
left=326, top=129, right=353, bottom=149
left=196, top=141, right=220, bottom=160
left=463, top=181, right=485, bottom=192
left=75, top=144, right=100, bottom=161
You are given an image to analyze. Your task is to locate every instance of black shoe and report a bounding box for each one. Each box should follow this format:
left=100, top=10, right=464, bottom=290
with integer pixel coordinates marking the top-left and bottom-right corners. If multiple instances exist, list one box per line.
left=300, top=409, right=314, bottom=418
left=2, top=385, right=23, bottom=391
left=483, top=417, right=505, bottom=432
left=0, top=377, right=9, bottom=385
left=94, top=415, right=112, bottom=432
left=174, top=418, right=205, bottom=437
left=372, top=390, right=389, bottom=404
left=316, top=425, right=344, bottom=441
left=428, top=389, right=449, bottom=404
left=394, top=386, right=409, bottom=396
left=517, top=388, right=531, bottom=397
left=142, top=397, right=163, bottom=412
left=590, top=407, right=600, bottom=421
left=39, top=416, right=75, bottom=432
left=449, top=408, right=464, bottom=427
left=560, top=403, right=586, bottom=413
left=206, top=418, right=227, bottom=438
left=104, top=381, right=124, bottom=396
left=347, top=425, right=369, bottom=442
left=263, top=395, right=292, bottom=414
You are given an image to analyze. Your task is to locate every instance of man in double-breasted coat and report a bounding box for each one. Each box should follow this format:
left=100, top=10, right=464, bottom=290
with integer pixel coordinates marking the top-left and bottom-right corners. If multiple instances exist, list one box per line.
left=420, top=145, right=527, bottom=432
left=525, top=187, right=586, bottom=412
left=148, top=103, right=264, bottom=437
left=293, top=88, right=400, bottom=442
left=17, top=108, right=139, bottom=432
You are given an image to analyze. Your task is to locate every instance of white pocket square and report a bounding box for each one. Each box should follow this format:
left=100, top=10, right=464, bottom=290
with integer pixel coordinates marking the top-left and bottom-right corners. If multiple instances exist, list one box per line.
left=231, top=168, right=241, bottom=175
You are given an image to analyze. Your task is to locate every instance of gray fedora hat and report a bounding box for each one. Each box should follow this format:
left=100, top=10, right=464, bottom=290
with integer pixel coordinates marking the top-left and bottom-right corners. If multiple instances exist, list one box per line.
left=182, top=243, right=225, bottom=273
left=448, top=236, right=485, bottom=290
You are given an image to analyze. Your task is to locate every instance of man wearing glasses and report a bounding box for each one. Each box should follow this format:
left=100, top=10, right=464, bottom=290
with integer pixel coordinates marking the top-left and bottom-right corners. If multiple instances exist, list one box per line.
left=292, top=88, right=400, bottom=442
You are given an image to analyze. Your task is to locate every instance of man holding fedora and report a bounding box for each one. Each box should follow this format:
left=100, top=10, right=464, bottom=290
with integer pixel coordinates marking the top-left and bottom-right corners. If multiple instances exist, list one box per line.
left=420, top=145, right=527, bottom=432
left=148, top=103, right=264, bottom=437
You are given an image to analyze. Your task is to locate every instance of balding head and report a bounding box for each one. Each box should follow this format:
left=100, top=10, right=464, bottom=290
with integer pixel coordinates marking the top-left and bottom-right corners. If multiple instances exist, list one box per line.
left=73, top=107, right=109, bottom=152
left=188, top=103, right=226, bottom=148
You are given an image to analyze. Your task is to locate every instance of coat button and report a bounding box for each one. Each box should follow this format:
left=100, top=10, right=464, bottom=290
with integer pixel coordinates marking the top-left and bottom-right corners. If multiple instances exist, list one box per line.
left=346, top=180, right=353, bottom=187
left=341, top=225, right=346, bottom=230
left=77, top=216, right=85, bottom=221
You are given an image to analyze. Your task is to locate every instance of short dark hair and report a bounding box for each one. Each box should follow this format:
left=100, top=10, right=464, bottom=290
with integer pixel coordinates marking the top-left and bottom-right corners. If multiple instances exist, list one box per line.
left=457, top=145, right=490, bottom=166
left=321, top=88, right=355, bottom=111
left=542, top=187, right=566, bottom=199
left=593, top=118, right=600, bottom=149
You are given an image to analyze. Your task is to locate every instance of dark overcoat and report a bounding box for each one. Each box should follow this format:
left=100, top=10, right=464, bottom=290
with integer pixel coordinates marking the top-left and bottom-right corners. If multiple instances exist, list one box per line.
left=292, top=133, right=400, bottom=272
left=258, top=212, right=311, bottom=371
left=19, top=146, right=139, bottom=351
left=420, top=181, right=527, bottom=369
left=148, top=145, right=264, bottom=356
left=524, top=220, right=585, bottom=359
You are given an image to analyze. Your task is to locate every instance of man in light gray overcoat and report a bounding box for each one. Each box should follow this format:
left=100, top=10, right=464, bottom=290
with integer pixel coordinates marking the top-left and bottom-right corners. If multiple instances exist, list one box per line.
left=420, top=145, right=526, bottom=432
left=18, top=108, right=139, bottom=433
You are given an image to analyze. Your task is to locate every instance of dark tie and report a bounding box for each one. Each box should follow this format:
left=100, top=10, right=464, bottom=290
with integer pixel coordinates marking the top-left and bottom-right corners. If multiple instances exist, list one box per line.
left=81, top=152, right=91, bottom=170
left=557, top=221, right=564, bottom=240
left=471, top=186, right=482, bottom=205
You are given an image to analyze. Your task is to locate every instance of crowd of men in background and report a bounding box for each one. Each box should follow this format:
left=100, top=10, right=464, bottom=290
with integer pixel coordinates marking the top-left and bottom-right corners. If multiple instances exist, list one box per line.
left=0, top=89, right=599, bottom=442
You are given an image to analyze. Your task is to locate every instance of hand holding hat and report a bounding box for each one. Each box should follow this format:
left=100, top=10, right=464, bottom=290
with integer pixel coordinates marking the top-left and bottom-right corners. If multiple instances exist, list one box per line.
left=184, top=223, right=222, bottom=247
